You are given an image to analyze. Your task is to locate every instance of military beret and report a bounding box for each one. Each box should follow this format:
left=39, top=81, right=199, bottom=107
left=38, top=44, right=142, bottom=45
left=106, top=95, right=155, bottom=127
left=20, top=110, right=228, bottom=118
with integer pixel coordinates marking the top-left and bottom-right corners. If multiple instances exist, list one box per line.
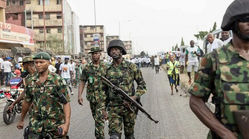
left=33, top=52, right=51, bottom=60
left=89, top=47, right=102, bottom=54
left=23, top=56, right=34, bottom=63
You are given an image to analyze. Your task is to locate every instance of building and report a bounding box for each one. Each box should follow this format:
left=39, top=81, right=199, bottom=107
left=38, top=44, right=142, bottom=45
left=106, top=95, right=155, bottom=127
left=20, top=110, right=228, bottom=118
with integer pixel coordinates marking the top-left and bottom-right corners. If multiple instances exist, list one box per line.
left=71, top=11, right=80, bottom=55
left=80, top=25, right=104, bottom=54
left=6, top=0, right=80, bottom=55
left=123, top=40, right=133, bottom=59
left=0, top=0, right=34, bottom=57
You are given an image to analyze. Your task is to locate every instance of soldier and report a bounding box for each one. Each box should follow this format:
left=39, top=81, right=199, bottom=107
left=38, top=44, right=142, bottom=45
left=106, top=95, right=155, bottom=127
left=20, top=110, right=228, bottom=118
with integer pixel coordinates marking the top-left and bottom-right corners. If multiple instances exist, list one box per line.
left=189, top=0, right=249, bottom=139
left=105, top=40, right=147, bottom=139
left=78, top=47, right=108, bottom=139
left=8, top=56, right=36, bottom=111
left=17, top=52, right=71, bottom=139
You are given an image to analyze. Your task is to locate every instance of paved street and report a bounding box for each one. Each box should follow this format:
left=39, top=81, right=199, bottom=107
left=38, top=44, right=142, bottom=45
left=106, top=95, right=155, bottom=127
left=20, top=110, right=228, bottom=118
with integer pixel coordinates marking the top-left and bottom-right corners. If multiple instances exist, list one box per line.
left=0, top=68, right=208, bottom=139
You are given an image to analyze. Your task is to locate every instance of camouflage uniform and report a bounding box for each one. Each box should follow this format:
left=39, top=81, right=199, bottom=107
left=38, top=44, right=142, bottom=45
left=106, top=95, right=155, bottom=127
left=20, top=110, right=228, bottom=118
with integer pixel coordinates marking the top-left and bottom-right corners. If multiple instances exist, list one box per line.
left=25, top=72, right=70, bottom=139
left=106, top=60, right=146, bottom=138
left=188, top=43, right=249, bottom=139
left=81, top=61, right=108, bottom=139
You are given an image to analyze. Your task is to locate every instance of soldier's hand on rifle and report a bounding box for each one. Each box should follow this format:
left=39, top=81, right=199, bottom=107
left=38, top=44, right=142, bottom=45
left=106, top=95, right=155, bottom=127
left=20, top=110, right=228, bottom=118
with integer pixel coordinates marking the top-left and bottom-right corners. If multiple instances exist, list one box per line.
left=130, top=96, right=138, bottom=101
left=58, top=123, right=69, bottom=136
left=78, top=96, right=83, bottom=105
left=17, top=120, right=24, bottom=129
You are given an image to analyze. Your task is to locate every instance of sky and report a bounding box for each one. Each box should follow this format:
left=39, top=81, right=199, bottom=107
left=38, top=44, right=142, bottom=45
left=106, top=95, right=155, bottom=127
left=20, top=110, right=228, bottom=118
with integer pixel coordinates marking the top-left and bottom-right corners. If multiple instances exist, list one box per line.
left=67, top=0, right=234, bottom=55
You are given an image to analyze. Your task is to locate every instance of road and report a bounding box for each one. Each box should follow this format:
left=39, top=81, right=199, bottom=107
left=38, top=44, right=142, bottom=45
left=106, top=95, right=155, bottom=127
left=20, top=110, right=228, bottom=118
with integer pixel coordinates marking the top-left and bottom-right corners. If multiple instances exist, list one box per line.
left=0, top=68, right=208, bottom=139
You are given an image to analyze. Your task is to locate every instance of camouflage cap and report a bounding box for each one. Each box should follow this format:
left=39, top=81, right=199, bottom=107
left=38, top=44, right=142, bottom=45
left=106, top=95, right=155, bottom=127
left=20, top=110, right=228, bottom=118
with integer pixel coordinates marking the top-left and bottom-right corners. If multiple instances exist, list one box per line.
left=89, top=47, right=102, bottom=54
left=23, top=56, right=34, bottom=63
left=33, top=52, right=51, bottom=60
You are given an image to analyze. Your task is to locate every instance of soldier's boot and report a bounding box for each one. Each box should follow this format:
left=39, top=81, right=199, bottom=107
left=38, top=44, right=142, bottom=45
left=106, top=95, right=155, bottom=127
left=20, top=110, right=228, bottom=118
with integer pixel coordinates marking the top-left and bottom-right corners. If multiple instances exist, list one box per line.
left=125, top=134, right=135, bottom=139
left=110, top=133, right=121, bottom=139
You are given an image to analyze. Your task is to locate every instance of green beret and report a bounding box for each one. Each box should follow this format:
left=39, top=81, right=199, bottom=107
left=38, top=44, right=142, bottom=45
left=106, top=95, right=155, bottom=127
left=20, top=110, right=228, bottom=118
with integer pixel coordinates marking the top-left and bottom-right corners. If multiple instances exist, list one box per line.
left=89, top=47, right=102, bottom=54
left=33, top=52, right=51, bottom=60
left=23, top=56, right=34, bottom=63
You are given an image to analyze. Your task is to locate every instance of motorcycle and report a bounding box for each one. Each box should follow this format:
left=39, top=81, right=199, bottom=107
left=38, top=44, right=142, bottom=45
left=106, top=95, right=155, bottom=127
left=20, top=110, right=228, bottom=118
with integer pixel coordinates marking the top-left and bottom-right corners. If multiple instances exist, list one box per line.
left=3, top=77, right=23, bottom=125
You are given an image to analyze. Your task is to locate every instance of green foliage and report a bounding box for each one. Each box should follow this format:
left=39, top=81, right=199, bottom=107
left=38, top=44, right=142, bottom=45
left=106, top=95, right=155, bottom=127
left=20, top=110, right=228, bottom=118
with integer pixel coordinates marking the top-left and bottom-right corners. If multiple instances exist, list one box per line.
left=181, top=37, right=185, bottom=46
left=211, top=22, right=217, bottom=32
left=194, top=31, right=209, bottom=40
left=140, top=51, right=146, bottom=57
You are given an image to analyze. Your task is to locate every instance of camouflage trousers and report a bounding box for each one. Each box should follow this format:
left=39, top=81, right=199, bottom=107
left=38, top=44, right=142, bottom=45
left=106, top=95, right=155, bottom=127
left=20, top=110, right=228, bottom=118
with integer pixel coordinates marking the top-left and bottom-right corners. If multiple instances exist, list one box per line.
left=90, top=102, right=106, bottom=139
left=108, top=105, right=137, bottom=138
left=27, top=131, right=68, bottom=139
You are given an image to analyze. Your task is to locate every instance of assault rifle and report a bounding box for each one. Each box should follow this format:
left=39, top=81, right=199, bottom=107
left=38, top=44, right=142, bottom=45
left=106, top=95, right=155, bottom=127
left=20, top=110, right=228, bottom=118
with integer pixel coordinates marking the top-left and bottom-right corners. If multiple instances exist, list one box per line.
left=100, top=76, right=159, bottom=124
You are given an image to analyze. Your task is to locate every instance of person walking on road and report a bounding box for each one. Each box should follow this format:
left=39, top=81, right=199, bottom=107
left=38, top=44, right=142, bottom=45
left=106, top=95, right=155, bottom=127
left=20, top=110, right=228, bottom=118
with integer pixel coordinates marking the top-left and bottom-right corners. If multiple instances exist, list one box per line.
left=154, top=55, right=160, bottom=74
left=206, top=33, right=224, bottom=54
left=17, top=52, right=71, bottom=139
left=185, top=40, right=201, bottom=85
left=105, top=39, right=147, bottom=139
left=59, top=57, right=73, bottom=95
left=78, top=47, right=108, bottom=139
left=189, top=0, right=249, bottom=138
left=166, top=55, right=180, bottom=95
left=1, top=57, right=13, bottom=86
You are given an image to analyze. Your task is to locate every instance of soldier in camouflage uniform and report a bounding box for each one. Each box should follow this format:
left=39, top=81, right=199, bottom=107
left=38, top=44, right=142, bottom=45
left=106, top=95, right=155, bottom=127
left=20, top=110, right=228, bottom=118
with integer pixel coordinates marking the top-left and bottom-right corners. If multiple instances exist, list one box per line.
left=8, top=56, right=36, bottom=111
left=189, top=0, right=249, bottom=139
left=105, top=40, right=147, bottom=139
left=78, top=47, right=108, bottom=139
left=17, top=52, right=71, bottom=139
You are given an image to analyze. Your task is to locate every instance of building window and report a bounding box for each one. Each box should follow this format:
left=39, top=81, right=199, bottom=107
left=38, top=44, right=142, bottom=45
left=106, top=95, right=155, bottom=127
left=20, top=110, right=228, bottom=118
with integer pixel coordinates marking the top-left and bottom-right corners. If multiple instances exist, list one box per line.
left=39, top=29, right=44, bottom=33
left=13, top=13, right=18, bottom=20
left=56, top=0, right=61, bottom=4
left=45, top=13, right=50, bottom=20
left=39, top=13, right=43, bottom=19
left=26, top=13, right=31, bottom=20
left=38, top=0, right=49, bottom=5
left=57, top=28, right=62, bottom=33
left=26, top=0, right=31, bottom=4
left=20, top=0, right=23, bottom=5
left=56, top=13, right=62, bottom=19
left=7, top=0, right=10, bottom=6
left=46, top=28, right=50, bottom=33
left=12, top=0, right=15, bottom=5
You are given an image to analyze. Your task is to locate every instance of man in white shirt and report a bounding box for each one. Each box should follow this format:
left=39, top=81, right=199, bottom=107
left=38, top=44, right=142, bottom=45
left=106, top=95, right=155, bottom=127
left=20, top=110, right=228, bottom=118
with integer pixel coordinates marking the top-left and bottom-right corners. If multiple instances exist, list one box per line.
left=59, top=57, right=73, bottom=95
left=206, top=34, right=224, bottom=54
left=220, top=31, right=232, bottom=45
left=154, top=55, right=160, bottom=73
left=1, top=57, right=13, bottom=86
left=185, top=40, right=201, bottom=84
left=179, top=48, right=186, bottom=73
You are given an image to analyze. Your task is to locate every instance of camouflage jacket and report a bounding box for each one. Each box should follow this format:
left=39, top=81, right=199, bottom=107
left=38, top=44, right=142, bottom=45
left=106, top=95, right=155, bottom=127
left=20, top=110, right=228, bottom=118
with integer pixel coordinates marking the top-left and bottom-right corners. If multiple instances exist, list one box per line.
left=189, top=43, right=249, bottom=138
left=106, top=60, right=147, bottom=106
left=25, top=72, right=70, bottom=133
left=81, top=61, right=108, bottom=106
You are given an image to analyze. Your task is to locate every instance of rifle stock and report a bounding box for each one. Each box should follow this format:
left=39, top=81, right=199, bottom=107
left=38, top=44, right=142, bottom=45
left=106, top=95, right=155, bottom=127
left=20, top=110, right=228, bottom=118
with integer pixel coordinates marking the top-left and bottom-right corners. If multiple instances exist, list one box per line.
left=101, top=76, right=159, bottom=124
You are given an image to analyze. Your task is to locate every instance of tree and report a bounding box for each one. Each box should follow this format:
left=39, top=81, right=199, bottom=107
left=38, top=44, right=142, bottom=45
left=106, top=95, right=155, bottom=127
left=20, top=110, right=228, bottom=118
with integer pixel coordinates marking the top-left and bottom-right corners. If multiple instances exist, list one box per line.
left=181, top=37, right=185, bottom=46
left=194, top=31, right=209, bottom=40
left=211, top=22, right=217, bottom=32
left=175, top=44, right=179, bottom=51
left=140, top=51, right=146, bottom=57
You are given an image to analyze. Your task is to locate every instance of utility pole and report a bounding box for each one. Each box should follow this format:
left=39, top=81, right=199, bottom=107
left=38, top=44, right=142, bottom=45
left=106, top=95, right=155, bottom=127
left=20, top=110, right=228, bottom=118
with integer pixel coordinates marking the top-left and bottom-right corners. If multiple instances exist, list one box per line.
left=43, top=0, right=46, bottom=50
